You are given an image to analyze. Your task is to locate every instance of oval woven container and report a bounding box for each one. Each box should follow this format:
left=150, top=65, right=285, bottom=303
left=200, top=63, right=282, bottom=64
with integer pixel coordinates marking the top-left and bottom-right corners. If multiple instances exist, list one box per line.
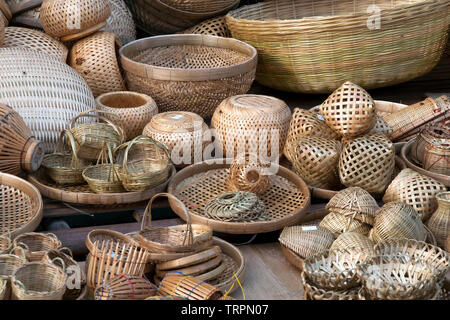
left=103, top=0, right=136, bottom=45
left=427, top=192, right=450, bottom=249
left=0, top=48, right=95, bottom=153
left=40, top=0, right=111, bottom=42
left=13, top=232, right=61, bottom=261
left=226, top=0, right=450, bottom=93
left=212, top=94, right=292, bottom=159
left=143, top=111, right=209, bottom=168
left=120, top=34, right=257, bottom=119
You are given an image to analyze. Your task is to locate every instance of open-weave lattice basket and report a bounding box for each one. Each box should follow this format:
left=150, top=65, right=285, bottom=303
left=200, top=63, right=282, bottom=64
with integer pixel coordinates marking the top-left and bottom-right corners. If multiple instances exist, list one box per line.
left=120, top=34, right=257, bottom=119
left=226, top=0, right=450, bottom=93
left=320, top=211, right=372, bottom=238
left=159, top=274, right=223, bottom=300
left=103, top=0, right=136, bottom=45
left=301, top=272, right=360, bottom=300
left=180, top=16, right=230, bottom=37
left=331, top=232, right=375, bottom=254
left=227, top=154, right=271, bottom=195
left=94, top=275, right=157, bottom=300
left=85, top=229, right=139, bottom=253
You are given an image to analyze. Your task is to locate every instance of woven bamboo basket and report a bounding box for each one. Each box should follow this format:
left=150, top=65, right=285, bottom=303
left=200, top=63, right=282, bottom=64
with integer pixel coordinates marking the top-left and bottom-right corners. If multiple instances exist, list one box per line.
left=6, top=0, right=41, bottom=15
left=427, top=192, right=450, bottom=249
left=0, top=0, right=11, bottom=20
left=13, top=232, right=61, bottom=262
left=0, top=235, right=11, bottom=255
left=115, top=136, right=171, bottom=192
left=159, top=274, right=223, bottom=300
left=301, top=272, right=360, bottom=301
left=227, top=153, right=271, bottom=195
left=159, top=0, right=236, bottom=13
left=319, top=211, right=371, bottom=238
left=339, top=133, right=395, bottom=194
left=143, top=111, right=209, bottom=168
left=358, top=284, right=443, bottom=300
left=319, top=81, right=376, bottom=138
left=94, top=275, right=157, bottom=300
left=383, top=169, right=447, bottom=221
left=370, top=202, right=427, bottom=243
left=0, top=278, right=6, bottom=300
left=40, top=0, right=111, bottom=42
left=10, top=6, right=41, bottom=29
left=330, top=232, right=375, bottom=254
left=212, top=94, right=291, bottom=159
left=0, top=173, right=43, bottom=238
left=0, top=103, right=44, bottom=176
left=358, top=255, right=438, bottom=300
left=70, top=32, right=126, bottom=98
left=0, top=252, right=26, bottom=284
left=85, top=229, right=139, bottom=253
left=103, top=0, right=136, bottom=45
left=138, top=193, right=213, bottom=253
left=226, top=0, right=450, bottom=94
left=120, top=34, right=257, bottom=119
left=97, top=91, right=158, bottom=141
left=279, top=225, right=334, bottom=259
left=181, top=16, right=230, bottom=37
left=326, top=187, right=379, bottom=226
left=0, top=11, right=7, bottom=32
left=155, top=256, right=223, bottom=281
left=156, top=246, right=222, bottom=272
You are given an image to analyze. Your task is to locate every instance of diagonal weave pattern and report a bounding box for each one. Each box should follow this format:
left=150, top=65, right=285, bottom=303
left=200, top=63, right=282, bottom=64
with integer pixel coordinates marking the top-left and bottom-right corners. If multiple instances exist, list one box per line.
left=103, top=0, right=136, bottom=45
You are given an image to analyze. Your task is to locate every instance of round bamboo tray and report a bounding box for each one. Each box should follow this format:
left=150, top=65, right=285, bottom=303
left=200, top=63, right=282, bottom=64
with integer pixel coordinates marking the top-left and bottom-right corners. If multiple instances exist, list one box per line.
left=27, top=165, right=175, bottom=206
left=0, top=173, right=43, bottom=238
left=226, top=0, right=450, bottom=94
left=103, top=0, right=136, bottom=45
left=168, top=159, right=311, bottom=234
left=120, top=34, right=257, bottom=119
left=401, top=140, right=450, bottom=187
left=6, top=0, right=41, bottom=15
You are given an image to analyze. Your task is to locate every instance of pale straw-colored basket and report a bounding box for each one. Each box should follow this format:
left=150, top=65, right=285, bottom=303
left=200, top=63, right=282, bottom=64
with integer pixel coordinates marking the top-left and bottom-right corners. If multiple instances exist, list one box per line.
left=319, top=211, right=372, bottom=238
left=103, top=0, right=136, bottom=45
left=181, top=16, right=230, bottom=37
left=159, top=274, right=223, bottom=300
left=330, top=232, right=375, bottom=254
left=0, top=235, right=11, bottom=255
left=427, top=192, right=450, bottom=249
left=13, top=232, right=61, bottom=262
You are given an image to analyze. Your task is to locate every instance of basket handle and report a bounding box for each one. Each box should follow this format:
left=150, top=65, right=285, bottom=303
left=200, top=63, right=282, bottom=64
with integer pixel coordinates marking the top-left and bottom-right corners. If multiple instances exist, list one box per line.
left=10, top=245, right=26, bottom=259
left=13, top=280, right=28, bottom=294
left=54, top=130, right=82, bottom=169
left=59, top=247, right=73, bottom=258
left=51, top=257, right=66, bottom=273
left=96, top=143, right=121, bottom=183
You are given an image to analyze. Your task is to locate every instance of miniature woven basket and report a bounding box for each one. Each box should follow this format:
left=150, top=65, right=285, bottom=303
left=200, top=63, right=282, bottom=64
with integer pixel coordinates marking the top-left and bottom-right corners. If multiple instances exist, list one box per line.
left=40, top=0, right=111, bottom=42
left=301, top=272, right=360, bottom=300
left=204, top=191, right=266, bottom=223
left=339, top=133, right=395, bottom=194
left=326, top=187, right=379, bottom=226
left=370, top=202, right=427, bottom=243
left=330, top=232, right=375, bottom=254
left=3, top=26, right=67, bottom=61
left=0, top=252, right=27, bottom=282
left=103, top=0, right=136, bottom=45
left=97, top=91, right=158, bottom=141
left=383, top=169, right=447, bottom=221
left=115, top=136, right=171, bottom=192
left=120, top=34, right=257, bottom=119
left=159, top=274, right=223, bottom=300
left=319, top=211, right=371, bottom=238
left=181, top=16, right=230, bottom=37
left=212, top=94, right=291, bottom=158
left=0, top=235, right=11, bottom=255
left=279, top=225, right=334, bottom=259
left=13, top=232, right=61, bottom=261
left=142, top=111, right=209, bottom=168
left=11, top=262, right=67, bottom=300
left=427, top=192, right=450, bottom=249
left=70, top=32, right=126, bottom=98
left=290, top=136, right=341, bottom=190
left=94, top=275, right=157, bottom=300
left=227, top=153, right=271, bottom=195
left=319, top=81, right=376, bottom=138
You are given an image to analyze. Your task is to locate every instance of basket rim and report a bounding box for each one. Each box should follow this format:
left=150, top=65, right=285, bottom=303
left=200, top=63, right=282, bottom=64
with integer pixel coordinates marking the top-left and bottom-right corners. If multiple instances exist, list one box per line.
left=154, top=0, right=240, bottom=18
left=96, top=91, right=156, bottom=111
left=119, top=34, right=258, bottom=82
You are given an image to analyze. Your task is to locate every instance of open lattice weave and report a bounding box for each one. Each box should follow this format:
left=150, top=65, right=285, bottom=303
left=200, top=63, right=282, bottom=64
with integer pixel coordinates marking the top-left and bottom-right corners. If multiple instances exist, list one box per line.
left=330, top=232, right=375, bottom=254
left=181, top=16, right=230, bottom=37
left=227, top=154, right=271, bottom=195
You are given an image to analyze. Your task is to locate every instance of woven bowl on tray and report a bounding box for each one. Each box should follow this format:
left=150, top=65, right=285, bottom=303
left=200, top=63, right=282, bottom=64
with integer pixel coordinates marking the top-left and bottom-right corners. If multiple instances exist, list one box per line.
left=168, top=159, right=311, bottom=234
left=120, top=34, right=257, bottom=119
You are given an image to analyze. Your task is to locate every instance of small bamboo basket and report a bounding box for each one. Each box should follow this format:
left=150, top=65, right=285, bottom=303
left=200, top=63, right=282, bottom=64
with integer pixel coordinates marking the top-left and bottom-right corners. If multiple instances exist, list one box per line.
left=0, top=235, right=11, bottom=255
left=85, top=229, right=139, bottom=253
left=319, top=212, right=372, bottom=238
left=159, top=274, right=223, bottom=300
left=0, top=251, right=27, bottom=299
left=227, top=154, right=271, bottom=195
left=330, top=232, right=375, bottom=254
left=0, top=278, right=6, bottom=300
left=427, top=192, right=450, bottom=249
left=103, top=0, right=136, bottom=45
left=94, top=275, right=157, bottom=300
left=13, top=232, right=62, bottom=261
left=301, top=272, right=360, bottom=301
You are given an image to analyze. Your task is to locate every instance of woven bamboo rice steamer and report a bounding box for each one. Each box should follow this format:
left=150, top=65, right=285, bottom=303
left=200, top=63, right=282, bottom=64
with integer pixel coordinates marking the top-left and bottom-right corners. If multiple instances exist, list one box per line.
left=13, top=232, right=61, bottom=261
left=94, top=275, right=157, bottom=300
left=319, top=211, right=371, bottom=237
left=339, top=133, right=395, bottom=194
left=159, top=274, right=223, bottom=300
left=0, top=235, right=11, bottom=255
left=40, top=0, right=111, bottom=42
left=103, top=0, right=136, bottom=45
left=181, top=16, right=230, bottom=37
left=70, top=32, right=126, bottom=98
left=427, top=192, right=450, bottom=249
left=143, top=112, right=208, bottom=168
left=383, top=169, right=447, bottom=221
left=227, top=153, right=271, bottom=195
left=330, top=232, right=375, bottom=254
left=212, top=94, right=291, bottom=159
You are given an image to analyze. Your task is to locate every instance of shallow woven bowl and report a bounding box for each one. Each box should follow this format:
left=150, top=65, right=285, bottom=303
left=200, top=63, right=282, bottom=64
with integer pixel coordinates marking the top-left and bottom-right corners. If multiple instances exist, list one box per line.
left=42, top=153, right=91, bottom=185
left=301, top=272, right=360, bottom=300
left=120, top=34, right=257, bottom=119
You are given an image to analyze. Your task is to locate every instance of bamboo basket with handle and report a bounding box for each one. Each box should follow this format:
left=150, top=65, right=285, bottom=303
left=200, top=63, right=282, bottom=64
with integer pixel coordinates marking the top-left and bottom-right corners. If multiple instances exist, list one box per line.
left=180, top=16, right=230, bottom=37
left=6, top=0, right=41, bottom=15
left=13, top=232, right=61, bottom=262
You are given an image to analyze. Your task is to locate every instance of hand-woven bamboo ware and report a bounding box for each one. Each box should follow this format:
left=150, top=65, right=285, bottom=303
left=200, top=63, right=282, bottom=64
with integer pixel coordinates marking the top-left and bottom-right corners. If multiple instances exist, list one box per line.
left=212, top=94, right=291, bottom=158
left=13, top=232, right=61, bottom=262
left=156, top=246, right=222, bottom=272
left=159, top=274, right=223, bottom=300
left=180, top=16, right=230, bottom=37
left=383, top=169, right=447, bottom=221
left=0, top=235, right=11, bottom=255
left=85, top=229, right=139, bottom=253
left=370, top=202, right=427, bottom=243
left=159, top=0, right=236, bottom=13
left=0, top=48, right=95, bottom=153
left=94, top=275, right=157, bottom=300
left=6, top=0, right=41, bottom=15
left=357, top=255, right=438, bottom=300
left=319, top=211, right=371, bottom=237
left=301, top=272, right=360, bottom=301
left=155, top=255, right=222, bottom=279
left=369, top=116, right=393, bottom=137
left=226, top=0, right=450, bottom=94
left=97, top=91, right=158, bottom=141
left=3, top=26, right=67, bottom=61
left=10, top=6, right=42, bottom=29
left=70, top=32, right=126, bottom=98
left=40, top=0, right=111, bottom=42
left=339, top=133, right=395, bottom=194
left=326, top=187, right=379, bottom=226
left=0, top=0, right=11, bottom=20
left=427, top=192, right=450, bottom=249
left=0, top=277, right=6, bottom=300
left=0, top=173, right=43, bottom=238
left=120, top=34, right=257, bottom=119
left=330, top=232, right=375, bottom=254
left=227, top=154, right=271, bottom=195
left=0, top=253, right=26, bottom=284
left=279, top=225, right=334, bottom=259
left=103, top=0, right=136, bottom=45
left=0, top=103, right=44, bottom=176
left=142, top=111, right=209, bottom=168
left=168, top=159, right=311, bottom=234
left=319, top=82, right=376, bottom=138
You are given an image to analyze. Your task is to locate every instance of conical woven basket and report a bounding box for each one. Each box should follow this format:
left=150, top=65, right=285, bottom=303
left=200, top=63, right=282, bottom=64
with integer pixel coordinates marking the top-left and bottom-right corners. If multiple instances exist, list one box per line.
left=319, top=211, right=372, bottom=238
left=94, top=275, right=157, bottom=300
left=103, top=0, right=136, bottom=45
left=301, top=272, right=360, bottom=301
left=13, top=232, right=61, bottom=262
left=330, top=232, right=375, bottom=254
left=427, top=192, right=450, bottom=249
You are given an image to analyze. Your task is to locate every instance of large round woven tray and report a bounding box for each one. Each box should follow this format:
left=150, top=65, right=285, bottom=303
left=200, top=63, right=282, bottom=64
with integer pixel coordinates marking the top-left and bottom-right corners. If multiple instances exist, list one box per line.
left=401, top=140, right=450, bottom=187
left=168, top=159, right=311, bottom=234
left=27, top=166, right=176, bottom=206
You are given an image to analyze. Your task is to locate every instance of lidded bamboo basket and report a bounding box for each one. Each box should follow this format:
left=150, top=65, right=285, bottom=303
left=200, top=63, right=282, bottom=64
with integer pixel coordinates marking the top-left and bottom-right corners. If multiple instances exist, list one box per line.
left=70, top=32, right=126, bottom=98
left=227, top=153, right=271, bottom=195
left=143, top=111, right=208, bottom=168
left=427, top=192, right=450, bottom=249
left=40, top=0, right=111, bottom=42
left=319, top=211, right=371, bottom=238
left=0, top=48, right=95, bottom=153
left=330, top=232, right=375, bottom=254
left=212, top=94, right=291, bottom=159
left=13, top=232, right=61, bottom=261
left=383, top=169, right=447, bottom=221
left=103, top=0, right=136, bottom=45
left=94, top=275, right=157, bottom=300
left=339, top=133, right=395, bottom=194
left=319, top=81, right=376, bottom=138
left=159, top=274, right=223, bottom=300
left=120, top=34, right=257, bottom=119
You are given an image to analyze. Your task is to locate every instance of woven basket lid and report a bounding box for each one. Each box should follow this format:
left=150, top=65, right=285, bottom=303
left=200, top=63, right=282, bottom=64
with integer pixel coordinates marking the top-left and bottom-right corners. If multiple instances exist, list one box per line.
left=145, top=111, right=205, bottom=134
